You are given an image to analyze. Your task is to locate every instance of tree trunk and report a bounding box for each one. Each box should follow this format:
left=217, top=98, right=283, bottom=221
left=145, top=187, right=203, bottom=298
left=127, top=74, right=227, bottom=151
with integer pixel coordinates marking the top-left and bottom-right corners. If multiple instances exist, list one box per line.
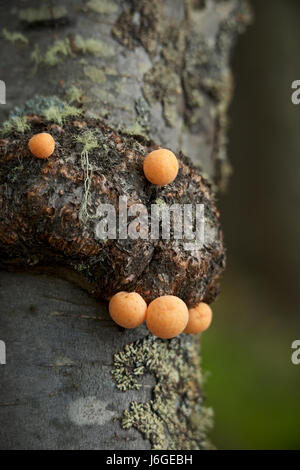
left=0, top=0, right=250, bottom=450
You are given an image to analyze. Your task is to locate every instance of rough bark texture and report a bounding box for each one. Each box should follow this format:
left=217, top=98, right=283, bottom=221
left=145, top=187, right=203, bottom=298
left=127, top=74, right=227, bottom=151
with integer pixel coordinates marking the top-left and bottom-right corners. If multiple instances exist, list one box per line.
left=0, top=117, right=225, bottom=307
left=0, top=0, right=251, bottom=450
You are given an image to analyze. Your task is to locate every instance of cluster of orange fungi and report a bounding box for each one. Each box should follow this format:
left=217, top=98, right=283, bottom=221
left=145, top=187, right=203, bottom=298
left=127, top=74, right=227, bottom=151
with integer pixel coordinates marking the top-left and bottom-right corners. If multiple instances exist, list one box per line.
left=28, top=133, right=213, bottom=339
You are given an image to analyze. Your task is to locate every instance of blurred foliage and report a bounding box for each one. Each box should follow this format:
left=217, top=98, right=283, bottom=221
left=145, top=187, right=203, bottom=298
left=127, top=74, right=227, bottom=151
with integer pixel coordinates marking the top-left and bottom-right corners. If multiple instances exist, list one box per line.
left=202, top=273, right=300, bottom=449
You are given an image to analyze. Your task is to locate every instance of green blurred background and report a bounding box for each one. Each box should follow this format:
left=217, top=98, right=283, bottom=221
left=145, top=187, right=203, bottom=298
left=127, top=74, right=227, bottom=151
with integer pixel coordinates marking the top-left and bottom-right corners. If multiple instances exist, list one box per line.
left=202, top=0, right=300, bottom=449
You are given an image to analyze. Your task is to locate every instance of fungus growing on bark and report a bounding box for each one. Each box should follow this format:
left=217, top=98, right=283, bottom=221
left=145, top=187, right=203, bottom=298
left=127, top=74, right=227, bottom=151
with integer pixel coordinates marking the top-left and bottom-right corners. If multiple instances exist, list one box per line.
left=185, top=302, right=213, bottom=334
left=146, top=295, right=189, bottom=339
left=109, top=291, right=147, bottom=329
left=28, top=132, right=55, bottom=159
left=0, top=114, right=225, bottom=309
left=143, top=148, right=178, bottom=186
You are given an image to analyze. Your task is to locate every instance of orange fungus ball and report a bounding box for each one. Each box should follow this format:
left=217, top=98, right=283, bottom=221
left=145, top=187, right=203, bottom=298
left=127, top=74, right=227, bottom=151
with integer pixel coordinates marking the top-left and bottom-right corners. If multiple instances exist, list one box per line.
left=184, top=302, right=213, bottom=334
left=28, top=132, right=55, bottom=159
left=143, top=148, right=178, bottom=186
left=146, top=295, right=189, bottom=339
left=109, top=291, right=147, bottom=329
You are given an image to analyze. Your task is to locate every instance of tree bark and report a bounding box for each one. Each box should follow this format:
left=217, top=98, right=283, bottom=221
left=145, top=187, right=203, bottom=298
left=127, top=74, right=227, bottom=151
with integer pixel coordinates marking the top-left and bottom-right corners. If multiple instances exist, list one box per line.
left=0, top=0, right=250, bottom=450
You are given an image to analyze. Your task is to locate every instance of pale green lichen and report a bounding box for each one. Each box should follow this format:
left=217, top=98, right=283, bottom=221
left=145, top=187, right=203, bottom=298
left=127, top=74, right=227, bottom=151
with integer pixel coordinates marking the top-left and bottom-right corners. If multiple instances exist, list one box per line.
left=30, top=45, right=43, bottom=73
left=122, top=122, right=148, bottom=138
left=87, top=0, right=118, bottom=15
left=61, top=104, right=83, bottom=122
left=66, top=85, right=84, bottom=104
left=1, top=116, right=31, bottom=136
left=19, top=6, right=67, bottom=22
left=75, top=130, right=98, bottom=154
left=31, top=35, right=113, bottom=70
left=44, top=39, right=71, bottom=66
left=154, top=198, right=166, bottom=207
left=2, top=28, right=28, bottom=45
left=31, top=41, right=68, bottom=69
left=2, top=96, right=80, bottom=134
left=111, top=335, right=213, bottom=450
left=43, top=104, right=82, bottom=125
left=75, top=130, right=99, bottom=223
left=10, top=96, right=65, bottom=119
left=84, top=66, right=106, bottom=84
left=74, top=35, right=114, bottom=57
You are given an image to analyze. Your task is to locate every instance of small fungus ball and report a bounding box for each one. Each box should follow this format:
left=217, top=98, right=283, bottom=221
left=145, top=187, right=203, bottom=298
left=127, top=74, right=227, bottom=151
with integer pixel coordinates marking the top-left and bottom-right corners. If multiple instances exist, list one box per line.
left=28, top=132, right=55, bottom=159
left=184, top=302, right=213, bottom=334
left=143, top=148, right=178, bottom=186
left=109, top=291, right=147, bottom=329
left=146, top=295, right=189, bottom=339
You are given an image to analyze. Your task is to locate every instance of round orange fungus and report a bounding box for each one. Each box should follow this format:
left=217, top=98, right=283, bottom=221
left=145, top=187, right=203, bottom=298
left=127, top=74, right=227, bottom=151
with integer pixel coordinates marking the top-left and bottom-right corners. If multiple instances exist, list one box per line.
left=28, top=132, right=55, bottom=159
left=143, top=148, right=178, bottom=186
left=109, top=291, right=147, bottom=329
left=184, top=302, right=213, bottom=334
left=146, top=295, right=188, bottom=339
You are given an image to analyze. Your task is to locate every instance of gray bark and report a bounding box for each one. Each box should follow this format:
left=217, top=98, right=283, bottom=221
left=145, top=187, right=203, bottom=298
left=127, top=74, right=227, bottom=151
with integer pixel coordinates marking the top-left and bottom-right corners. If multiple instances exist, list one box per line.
left=0, top=0, right=250, bottom=450
left=0, top=270, right=152, bottom=449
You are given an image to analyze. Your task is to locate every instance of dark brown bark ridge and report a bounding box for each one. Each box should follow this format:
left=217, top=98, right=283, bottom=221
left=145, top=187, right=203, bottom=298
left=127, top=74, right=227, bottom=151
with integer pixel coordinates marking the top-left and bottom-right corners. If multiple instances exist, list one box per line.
left=0, top=115, right=225, bottom=308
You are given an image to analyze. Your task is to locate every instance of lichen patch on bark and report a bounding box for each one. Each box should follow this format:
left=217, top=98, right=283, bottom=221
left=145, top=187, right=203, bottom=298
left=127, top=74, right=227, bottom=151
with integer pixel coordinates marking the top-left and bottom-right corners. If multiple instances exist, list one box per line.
left=112, top=335, right=213, bottom=450
left=112, top=0, right=252, bottom=187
